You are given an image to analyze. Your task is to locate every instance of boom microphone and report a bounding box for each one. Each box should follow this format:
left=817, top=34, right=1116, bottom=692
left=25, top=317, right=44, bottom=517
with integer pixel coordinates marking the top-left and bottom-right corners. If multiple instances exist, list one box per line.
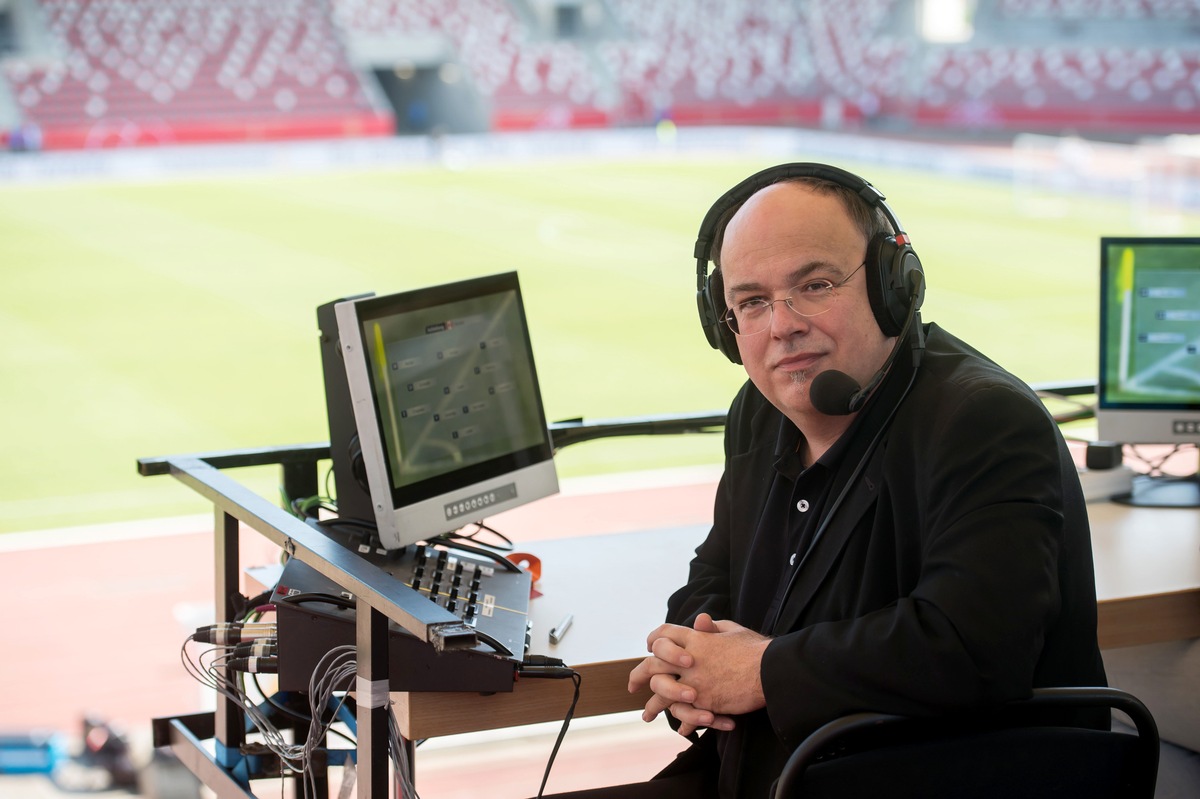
left=809, top=273, right=925, bottom=416
left=810, top=367, right=882, bottom=416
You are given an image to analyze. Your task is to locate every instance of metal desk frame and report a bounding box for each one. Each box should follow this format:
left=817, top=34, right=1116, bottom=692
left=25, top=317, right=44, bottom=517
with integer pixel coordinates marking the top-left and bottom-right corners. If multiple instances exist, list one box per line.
left=139, top=411, right=725, bottom=799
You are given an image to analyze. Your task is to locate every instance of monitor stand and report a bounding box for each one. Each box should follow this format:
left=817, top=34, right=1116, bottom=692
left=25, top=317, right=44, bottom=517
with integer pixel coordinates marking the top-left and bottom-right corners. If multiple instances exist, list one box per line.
left=1112, top=472, right=1200, bottom=508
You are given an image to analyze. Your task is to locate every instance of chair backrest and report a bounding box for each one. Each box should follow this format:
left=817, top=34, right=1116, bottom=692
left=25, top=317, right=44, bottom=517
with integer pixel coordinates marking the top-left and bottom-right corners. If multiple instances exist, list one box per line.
left=772, top=686, right=1159, bottom=799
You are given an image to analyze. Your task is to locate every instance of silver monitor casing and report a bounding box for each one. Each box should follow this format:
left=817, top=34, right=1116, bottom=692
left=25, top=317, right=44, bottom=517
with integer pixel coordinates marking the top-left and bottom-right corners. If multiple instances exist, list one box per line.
left=1097, top=236, right=1200, bottom=449
left=333, top=290, right=558, bottom=551
left=1096, top=407, right=1200, bottom=446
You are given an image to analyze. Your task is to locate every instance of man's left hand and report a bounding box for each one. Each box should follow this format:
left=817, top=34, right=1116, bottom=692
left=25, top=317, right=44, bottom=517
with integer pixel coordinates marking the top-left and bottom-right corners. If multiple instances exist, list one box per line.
left=627, top=613, right=771, bottom=734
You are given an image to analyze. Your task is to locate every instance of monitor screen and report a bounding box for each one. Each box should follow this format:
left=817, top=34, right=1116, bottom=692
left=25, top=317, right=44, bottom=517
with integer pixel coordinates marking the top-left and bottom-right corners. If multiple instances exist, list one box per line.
left=1097, top=236, right=1200, bottom=506
left=333, top=272, right=559, bottom=550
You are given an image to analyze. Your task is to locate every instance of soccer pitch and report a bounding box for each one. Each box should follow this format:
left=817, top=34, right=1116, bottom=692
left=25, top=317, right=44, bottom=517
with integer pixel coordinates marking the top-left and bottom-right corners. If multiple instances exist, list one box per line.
left=1, top=144, right=1195, bottom=534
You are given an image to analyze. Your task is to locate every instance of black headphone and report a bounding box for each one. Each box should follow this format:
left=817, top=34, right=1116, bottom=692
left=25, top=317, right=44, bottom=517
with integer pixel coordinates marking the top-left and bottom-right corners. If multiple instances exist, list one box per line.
left=694, top=163, right=925, bottom=365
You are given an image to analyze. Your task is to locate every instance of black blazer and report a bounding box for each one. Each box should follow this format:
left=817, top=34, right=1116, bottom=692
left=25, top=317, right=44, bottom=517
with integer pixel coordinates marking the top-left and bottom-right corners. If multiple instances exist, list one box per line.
left=664, top=323, right=1107, bottom=798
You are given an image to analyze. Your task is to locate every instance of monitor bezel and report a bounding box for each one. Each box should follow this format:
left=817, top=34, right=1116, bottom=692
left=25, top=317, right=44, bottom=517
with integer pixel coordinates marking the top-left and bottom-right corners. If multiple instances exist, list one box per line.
left=334, top=272, right=559, bottom=550
left=1095, top=235, right=1200, bottom=507
left=1096, top=235, right=1200, bottom=446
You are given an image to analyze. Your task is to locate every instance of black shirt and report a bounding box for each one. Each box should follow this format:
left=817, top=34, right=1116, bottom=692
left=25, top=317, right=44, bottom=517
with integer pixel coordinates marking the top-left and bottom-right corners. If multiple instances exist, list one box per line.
left=736, top=419, right=854, bottom=634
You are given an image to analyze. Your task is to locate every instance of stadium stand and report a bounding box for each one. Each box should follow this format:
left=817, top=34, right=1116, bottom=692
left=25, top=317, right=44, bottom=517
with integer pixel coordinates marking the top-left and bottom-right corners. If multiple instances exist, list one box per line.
left=915, top=45, right=1200, bottom=132
left=593, top=0, right=913, bottom=128
left=995, top=0, right=1200, bottom=19
left=331, top=0, right=608, bottom=130
left=1, top=0, right=1199, bottom=150
left=595, top=0, right=819, bottom=125
left=1, top=0, right=392, bottom=150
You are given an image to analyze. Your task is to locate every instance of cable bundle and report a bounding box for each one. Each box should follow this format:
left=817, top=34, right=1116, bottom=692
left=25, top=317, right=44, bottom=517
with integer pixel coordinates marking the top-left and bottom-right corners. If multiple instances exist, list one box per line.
left=181, top=626, right=421, bottom=798
left=180, top=622, right=306, bottom=769
left=292, top=646, right=418, bottom=798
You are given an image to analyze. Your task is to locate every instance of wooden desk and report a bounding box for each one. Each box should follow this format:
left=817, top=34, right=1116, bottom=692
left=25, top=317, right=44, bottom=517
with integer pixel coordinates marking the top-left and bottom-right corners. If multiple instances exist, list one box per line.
left=1090, top=502, right=1200, bottom=648
left=393, top=502, right=1200, bottom=740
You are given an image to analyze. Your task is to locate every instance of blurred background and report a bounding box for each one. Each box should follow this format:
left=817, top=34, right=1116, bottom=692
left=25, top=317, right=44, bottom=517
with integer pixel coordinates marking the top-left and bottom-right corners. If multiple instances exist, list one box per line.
left=3, top=0, right=1200, bottom=533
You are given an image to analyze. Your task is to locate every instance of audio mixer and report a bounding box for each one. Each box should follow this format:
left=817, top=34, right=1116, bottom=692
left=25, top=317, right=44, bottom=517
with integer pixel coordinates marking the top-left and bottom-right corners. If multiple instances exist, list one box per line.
left=270, top=538, right=533, bottom=693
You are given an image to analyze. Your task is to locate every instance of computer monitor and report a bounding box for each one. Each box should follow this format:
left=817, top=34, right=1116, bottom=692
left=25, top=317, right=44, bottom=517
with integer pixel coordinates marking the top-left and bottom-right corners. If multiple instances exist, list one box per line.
left=1097, top=236, right=1200, bottom=507
left=331, top=272, right=559, bottom=550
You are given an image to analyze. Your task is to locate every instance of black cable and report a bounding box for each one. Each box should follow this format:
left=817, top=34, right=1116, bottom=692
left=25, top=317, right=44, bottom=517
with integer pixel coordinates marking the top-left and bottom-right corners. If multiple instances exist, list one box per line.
left=315, top=516, right=379, bottom=544
left=447, top=521, right=515, bottom=552
left=323, top=463, right=336, bottom=509
left=231, top=589, right=274, bottom=622
left=473, top=628, right=514, bottom=657
left=518, top=667, right=581, bottom=798
left=426, top=536, right=523, bottom=572
left=278, top=592, right=356, bottom=611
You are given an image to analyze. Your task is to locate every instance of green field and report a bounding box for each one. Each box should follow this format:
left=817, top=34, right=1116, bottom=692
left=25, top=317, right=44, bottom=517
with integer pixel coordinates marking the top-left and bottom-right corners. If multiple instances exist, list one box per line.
left=1, top=147, right=1196, bottom=534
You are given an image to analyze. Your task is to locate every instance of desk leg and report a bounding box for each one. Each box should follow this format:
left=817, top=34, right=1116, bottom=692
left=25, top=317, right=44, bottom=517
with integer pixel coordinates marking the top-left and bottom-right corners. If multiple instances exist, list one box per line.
left=214, top=509, right=244, bottom=771
left=357, top=604, right=390, bottom=799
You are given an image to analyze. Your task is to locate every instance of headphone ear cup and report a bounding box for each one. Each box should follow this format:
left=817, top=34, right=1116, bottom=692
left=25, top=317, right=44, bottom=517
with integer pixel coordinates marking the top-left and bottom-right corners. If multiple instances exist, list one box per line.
left=697, top=270, right=742, bottom=365
left=865, top=234, right=922, bottom=337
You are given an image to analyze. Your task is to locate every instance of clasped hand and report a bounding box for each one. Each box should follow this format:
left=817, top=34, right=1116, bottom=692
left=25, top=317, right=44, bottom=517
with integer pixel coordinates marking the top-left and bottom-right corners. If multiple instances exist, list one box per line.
left=627, top=612, right=770, bottom=737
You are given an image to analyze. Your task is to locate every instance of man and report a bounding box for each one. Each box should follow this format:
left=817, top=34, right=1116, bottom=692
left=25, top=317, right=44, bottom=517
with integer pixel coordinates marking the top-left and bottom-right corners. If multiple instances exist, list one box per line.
left=543, top=164, right=1106, bottom=798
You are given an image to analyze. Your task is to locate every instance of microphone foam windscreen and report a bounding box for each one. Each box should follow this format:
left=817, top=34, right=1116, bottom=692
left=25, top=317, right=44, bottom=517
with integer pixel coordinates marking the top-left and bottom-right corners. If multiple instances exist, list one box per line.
left=809, top=370, right=861, bottom=416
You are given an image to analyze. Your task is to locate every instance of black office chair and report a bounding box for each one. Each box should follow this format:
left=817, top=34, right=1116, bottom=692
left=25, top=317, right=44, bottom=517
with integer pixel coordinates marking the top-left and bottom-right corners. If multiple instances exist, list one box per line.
left=771, top=686, right=1159, bottom=799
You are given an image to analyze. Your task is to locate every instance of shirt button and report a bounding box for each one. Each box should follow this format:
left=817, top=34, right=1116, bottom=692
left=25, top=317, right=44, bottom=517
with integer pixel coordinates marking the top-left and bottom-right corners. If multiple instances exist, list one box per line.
left=789, top=553, right=797, bottom=566
left=796, top=499, right=810, bottom=512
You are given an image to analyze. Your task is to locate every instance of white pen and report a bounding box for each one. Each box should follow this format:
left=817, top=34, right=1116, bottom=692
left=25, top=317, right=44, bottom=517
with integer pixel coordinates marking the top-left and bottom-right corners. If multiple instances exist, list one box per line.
left=549, top=613, right=574, bottom=644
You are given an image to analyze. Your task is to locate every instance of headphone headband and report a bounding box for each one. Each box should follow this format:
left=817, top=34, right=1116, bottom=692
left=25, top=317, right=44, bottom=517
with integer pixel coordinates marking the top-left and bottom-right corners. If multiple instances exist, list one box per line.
left=694, top=162, right=924, bottom=364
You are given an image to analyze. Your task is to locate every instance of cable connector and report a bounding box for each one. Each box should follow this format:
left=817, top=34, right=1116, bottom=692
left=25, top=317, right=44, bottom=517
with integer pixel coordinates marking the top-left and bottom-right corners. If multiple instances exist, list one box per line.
left=193, top=622, right=277, bottom=645
left=232, top=639, right=278, bottom=658
left=227, top=656, right=279, bottom=674
left=521, top=654, right=566, bottom=668
left=517, top=658, right=577, bottom=679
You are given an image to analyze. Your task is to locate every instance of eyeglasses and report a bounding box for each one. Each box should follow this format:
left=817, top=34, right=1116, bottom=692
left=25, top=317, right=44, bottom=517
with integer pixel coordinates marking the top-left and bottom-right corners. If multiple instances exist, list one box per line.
left=722, top=262, right=866, bottom=336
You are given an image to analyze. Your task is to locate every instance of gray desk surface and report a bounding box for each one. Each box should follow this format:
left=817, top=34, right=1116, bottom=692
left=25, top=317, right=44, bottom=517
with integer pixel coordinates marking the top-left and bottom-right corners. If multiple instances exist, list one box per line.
left=393, top=525, right=704, bottom=739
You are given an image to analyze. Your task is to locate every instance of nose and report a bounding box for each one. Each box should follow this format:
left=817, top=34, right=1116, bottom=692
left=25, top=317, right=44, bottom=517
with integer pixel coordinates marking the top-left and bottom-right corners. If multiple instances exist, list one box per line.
left=767, top=297, right=808, bottom=337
